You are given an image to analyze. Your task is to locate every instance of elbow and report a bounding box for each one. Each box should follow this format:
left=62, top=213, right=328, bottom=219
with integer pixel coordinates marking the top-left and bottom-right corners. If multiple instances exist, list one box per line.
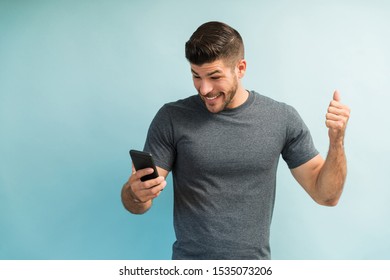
left=312, top=181, right=344, bottom=207
left=315, top=195, right=340, bottom=207
left=122, top=199, right=151, bottom=215
left=127, top=206, right=150, bottom=215
left=320, top=198, right=339, bottom=207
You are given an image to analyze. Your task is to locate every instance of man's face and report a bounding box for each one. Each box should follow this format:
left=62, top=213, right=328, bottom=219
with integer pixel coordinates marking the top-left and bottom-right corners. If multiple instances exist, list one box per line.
left=191, top=59, right=240, bottom=114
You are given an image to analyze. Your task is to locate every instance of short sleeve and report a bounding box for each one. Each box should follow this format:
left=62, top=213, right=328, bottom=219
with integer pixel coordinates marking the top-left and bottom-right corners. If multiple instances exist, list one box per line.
left=281, top=105, right=319, bottom=169
left=143, top=105, right=176, bottom=171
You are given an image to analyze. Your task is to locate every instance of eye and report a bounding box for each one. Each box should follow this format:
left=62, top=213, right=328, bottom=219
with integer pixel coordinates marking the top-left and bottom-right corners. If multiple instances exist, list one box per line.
left=211, top=76, right=221, bottom=80
left=192, top=75, right=200, bottom=79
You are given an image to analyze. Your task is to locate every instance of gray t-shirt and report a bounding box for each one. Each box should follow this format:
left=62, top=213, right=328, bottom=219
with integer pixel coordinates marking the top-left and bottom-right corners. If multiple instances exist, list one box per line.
left=144, top=90, right=318, bottom=259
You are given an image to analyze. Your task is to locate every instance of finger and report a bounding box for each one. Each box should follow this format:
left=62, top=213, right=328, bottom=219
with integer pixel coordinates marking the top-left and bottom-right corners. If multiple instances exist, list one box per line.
left=133, top=168, right=154, bottom=181
left=143, top=176, right=166, bottom=189
left=137, top=179, right=167, bottom=201
left=327, top=112, right=347, bottom=126
left=131, top=163, right=136, bottom=174
left=333, top=90, right=341, bottom=102
left=329, top=101, right=352, bottom=113
left=328, top=106, right=343, bottom=115
left=328, top=99, right=351, bottom=119
left=326, top=119, right=346, bottom=130
left=149, top=180, right=167, bottom=197
left=326, top=112, right=342, bottom=121
left=327, top=106, right=350, bottom=117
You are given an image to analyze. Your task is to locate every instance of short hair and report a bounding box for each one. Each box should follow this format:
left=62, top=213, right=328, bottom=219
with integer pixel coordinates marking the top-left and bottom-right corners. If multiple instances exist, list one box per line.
left=185, top=21, right=244, bottom=66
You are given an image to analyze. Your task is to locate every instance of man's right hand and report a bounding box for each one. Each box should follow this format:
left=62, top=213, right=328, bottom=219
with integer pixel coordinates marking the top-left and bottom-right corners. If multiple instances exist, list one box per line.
left=121, top=165, right=168, bottom=214
left=128, top=165, right=167, bottom=203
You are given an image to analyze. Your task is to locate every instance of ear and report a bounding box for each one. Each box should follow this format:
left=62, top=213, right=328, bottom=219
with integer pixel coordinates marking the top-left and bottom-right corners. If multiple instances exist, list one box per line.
left=236, top=59, right=247, bottom=78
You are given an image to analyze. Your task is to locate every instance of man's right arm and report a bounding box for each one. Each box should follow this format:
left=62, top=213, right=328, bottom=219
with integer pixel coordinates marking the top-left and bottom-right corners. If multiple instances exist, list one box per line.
left=121, top=166, right=169, bottom=214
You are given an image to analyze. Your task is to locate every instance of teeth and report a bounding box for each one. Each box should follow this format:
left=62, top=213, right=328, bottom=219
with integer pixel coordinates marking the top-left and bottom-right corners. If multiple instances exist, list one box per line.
left=205, top=94, right=221, bottom=100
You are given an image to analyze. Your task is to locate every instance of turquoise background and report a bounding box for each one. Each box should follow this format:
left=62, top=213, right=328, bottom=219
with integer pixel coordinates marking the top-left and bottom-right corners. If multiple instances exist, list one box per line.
left=1, top=0, right=389, bottom=259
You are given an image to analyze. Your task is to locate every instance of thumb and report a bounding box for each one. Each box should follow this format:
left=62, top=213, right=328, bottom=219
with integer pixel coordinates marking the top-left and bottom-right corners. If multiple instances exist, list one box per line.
left=333, top=90, right=341, bottom=102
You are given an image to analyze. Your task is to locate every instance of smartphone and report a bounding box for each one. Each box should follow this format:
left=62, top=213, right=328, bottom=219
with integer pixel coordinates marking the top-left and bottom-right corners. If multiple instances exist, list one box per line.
left=129, top=150, right=159, bottom=182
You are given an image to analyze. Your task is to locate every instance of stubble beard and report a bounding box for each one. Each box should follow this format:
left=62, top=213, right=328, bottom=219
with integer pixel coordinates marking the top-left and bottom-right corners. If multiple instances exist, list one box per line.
left=201, top=76, right=239, bottom=113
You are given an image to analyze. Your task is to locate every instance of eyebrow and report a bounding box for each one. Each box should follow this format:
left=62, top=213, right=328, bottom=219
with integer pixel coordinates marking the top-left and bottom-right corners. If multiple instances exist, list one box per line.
left=191, top=69, right=222, bottom=77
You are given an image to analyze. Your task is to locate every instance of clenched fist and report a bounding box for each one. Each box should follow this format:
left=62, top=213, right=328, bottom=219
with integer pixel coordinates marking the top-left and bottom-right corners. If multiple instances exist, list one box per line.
left=326, top=90, right=351, bottom=146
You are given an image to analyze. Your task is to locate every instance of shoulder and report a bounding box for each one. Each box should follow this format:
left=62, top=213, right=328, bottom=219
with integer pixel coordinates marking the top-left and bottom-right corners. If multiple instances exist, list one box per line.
left=151, top=95, right=201, bottom=126
left=250, top=90, right=297, bottom=117
left=163, top=95, right=200, bottom=110
left=156, top=95, right=200, bottom=116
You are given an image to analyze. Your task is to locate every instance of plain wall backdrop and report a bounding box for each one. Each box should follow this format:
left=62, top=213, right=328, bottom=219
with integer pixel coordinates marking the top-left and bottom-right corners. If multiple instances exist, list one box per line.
left=1, top=0, right=389, bottom=259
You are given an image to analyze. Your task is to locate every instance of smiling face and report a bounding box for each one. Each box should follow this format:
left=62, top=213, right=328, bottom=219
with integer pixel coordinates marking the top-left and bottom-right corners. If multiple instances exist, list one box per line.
left=191, top=58, right=247, bottom=113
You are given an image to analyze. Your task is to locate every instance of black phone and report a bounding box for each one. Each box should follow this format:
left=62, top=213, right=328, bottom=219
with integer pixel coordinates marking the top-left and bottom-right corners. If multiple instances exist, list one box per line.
left=129, top=150, right=159, bottom=182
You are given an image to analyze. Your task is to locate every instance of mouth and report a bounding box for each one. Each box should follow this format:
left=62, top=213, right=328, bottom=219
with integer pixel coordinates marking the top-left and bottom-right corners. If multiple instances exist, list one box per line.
left=205, top=93, right=222, bottom=100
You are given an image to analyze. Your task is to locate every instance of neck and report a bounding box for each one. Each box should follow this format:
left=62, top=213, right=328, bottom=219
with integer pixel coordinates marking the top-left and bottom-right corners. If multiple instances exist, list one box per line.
left=229, top=87, right=248, bottom=109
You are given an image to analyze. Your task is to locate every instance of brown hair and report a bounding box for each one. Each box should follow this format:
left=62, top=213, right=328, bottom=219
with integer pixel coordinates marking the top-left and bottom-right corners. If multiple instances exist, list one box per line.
left=185, top=21, right=244, bottom=66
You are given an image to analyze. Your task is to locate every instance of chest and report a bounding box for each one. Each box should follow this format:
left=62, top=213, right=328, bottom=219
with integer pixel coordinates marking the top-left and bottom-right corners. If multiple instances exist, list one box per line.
left=173, top=115, right=285, bottom=177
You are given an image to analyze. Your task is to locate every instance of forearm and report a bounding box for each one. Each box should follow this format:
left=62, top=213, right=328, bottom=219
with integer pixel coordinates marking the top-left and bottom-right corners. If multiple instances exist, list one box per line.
left=121, top=182, right=152, bottom=214
left=292, top=90, right=350, bottom=206
left=315, top=143, right=347, bottom=206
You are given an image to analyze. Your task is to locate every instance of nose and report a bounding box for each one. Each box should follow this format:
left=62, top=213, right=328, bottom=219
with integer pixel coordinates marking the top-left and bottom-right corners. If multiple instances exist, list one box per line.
left=198, top=80, right=213, bottom=96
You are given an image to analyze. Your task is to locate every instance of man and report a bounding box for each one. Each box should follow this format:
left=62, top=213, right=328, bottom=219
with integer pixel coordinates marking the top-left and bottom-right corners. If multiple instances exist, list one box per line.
left=121, top=21, right=350, bottom=259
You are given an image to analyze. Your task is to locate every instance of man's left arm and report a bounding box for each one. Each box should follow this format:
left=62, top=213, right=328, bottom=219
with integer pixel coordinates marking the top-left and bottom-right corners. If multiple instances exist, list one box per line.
left=291, top=90, right=351, bottom=206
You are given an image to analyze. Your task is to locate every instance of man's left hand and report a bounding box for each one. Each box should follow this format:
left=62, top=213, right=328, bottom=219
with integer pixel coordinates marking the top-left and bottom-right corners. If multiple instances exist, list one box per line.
left=326, top=90, right=351, bottom=146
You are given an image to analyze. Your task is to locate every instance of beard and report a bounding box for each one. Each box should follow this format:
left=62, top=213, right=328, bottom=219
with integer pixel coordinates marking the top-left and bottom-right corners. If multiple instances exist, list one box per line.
left=199, top=75, right=239, bottom=113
